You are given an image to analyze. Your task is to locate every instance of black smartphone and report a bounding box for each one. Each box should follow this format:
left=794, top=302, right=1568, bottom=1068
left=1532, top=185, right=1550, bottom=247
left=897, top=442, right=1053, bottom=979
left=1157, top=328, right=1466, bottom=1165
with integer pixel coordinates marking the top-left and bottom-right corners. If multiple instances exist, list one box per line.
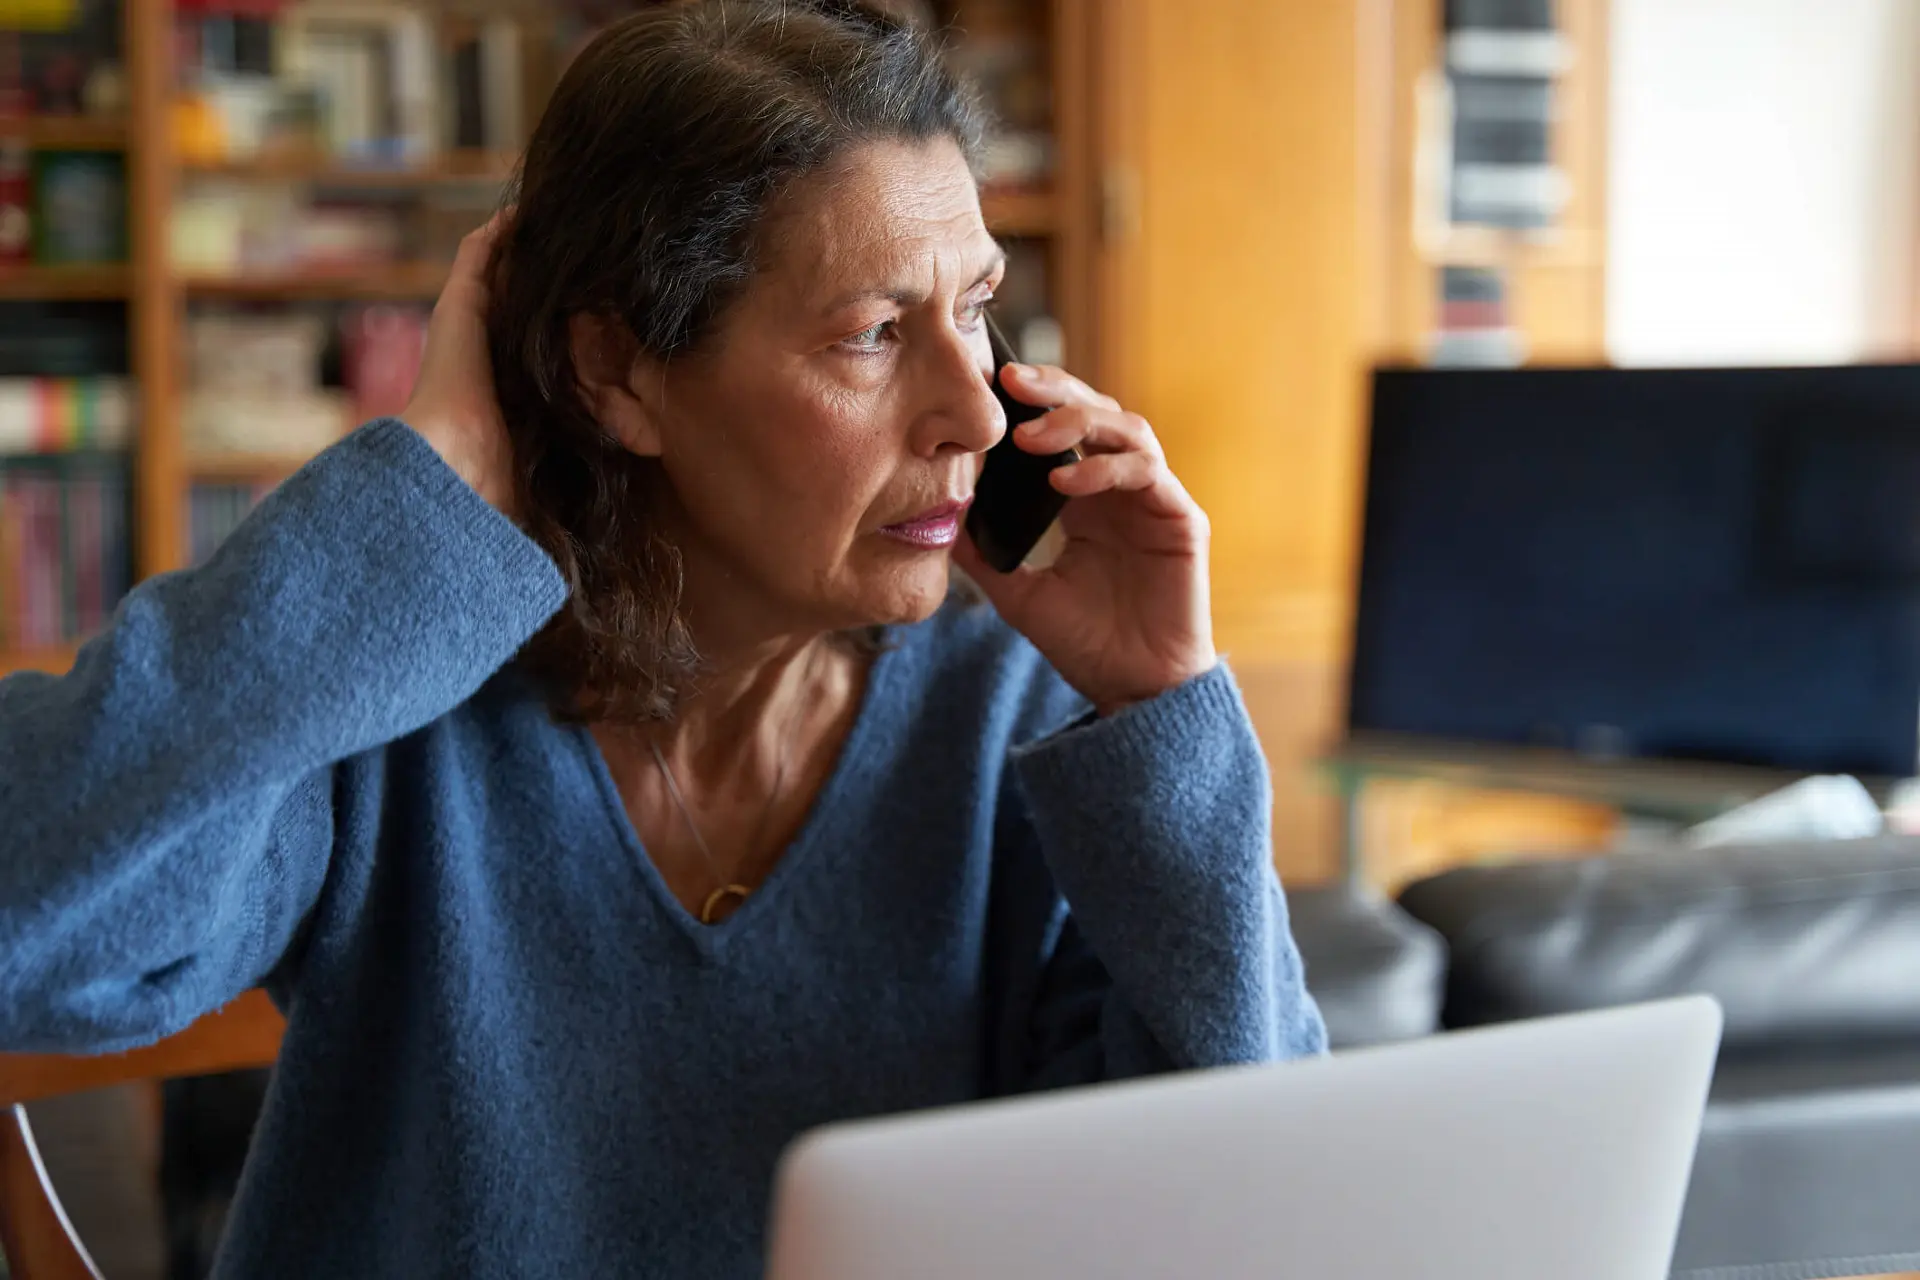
left=965, top=314, right=1080, bottom=573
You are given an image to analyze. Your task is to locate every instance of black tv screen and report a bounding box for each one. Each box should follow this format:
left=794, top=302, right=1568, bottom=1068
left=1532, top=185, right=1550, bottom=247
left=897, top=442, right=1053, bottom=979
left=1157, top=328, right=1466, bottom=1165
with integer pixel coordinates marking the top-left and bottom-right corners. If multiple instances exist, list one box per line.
left=1348, top=364, right=1920, bottom=777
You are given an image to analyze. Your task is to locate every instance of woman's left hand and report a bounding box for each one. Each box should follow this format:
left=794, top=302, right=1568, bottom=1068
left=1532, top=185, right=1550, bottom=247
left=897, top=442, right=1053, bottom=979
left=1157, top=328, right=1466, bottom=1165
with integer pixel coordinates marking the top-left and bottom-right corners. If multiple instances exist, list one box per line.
left=953, top=363, right=1216, bottom=717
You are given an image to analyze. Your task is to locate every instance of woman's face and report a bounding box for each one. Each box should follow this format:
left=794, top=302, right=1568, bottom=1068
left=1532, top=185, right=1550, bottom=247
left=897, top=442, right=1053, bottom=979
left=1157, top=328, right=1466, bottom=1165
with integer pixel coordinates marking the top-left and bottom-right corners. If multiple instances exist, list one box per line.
left=628, top=137, right=1008, bottom=639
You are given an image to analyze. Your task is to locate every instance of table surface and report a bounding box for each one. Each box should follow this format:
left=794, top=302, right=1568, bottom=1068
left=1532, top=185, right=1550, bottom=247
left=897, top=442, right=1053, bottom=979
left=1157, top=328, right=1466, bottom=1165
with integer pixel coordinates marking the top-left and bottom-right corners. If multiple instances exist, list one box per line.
left=1320, top=732, right=1908, bottom=824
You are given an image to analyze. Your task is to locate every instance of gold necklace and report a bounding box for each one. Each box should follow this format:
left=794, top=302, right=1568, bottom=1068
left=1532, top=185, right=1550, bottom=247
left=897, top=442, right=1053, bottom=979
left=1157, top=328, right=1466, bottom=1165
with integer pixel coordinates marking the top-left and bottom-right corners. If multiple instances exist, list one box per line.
left=647, top=645, right=818, bottom=925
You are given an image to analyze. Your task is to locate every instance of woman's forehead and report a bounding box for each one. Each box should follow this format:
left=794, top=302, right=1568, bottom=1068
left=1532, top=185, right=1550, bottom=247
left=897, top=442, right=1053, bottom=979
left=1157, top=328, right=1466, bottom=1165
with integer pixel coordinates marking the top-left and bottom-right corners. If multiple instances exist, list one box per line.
left=764, top=140, right=997, bottom=302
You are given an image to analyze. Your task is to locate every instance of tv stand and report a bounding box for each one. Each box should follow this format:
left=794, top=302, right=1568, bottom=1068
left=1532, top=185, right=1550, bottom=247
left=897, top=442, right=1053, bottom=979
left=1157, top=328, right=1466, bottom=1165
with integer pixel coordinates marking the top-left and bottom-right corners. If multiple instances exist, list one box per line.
left=1319, top=732, right=1907, bottom=884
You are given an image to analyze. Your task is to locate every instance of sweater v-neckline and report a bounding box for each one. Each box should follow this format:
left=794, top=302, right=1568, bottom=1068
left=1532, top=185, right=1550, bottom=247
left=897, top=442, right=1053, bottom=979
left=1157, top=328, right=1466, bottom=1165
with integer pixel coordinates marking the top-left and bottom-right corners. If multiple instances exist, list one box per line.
left=570, top=630, right=903, bottom=958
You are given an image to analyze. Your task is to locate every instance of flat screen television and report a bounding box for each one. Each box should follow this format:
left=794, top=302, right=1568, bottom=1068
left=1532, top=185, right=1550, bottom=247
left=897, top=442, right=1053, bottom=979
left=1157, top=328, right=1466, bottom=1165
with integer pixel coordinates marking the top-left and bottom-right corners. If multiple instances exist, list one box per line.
left=1348, top=364, right=1920, bottom=778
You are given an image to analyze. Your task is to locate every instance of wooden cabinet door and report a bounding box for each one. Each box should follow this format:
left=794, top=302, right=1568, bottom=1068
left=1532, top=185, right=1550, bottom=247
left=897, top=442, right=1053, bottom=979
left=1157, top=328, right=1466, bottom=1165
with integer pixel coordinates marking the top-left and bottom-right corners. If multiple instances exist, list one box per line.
left=1084, top=0, right=1375, bottom=881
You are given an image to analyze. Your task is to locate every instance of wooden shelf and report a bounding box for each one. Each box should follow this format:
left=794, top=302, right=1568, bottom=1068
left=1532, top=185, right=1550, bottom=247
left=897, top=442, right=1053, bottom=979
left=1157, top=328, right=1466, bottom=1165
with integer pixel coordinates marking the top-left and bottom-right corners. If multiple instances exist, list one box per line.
left=982, top=186, right=1058, bottom=237
left=188, top=451, right=313, bottom=484
left=0, top=645, right=76, bottom=677
left=181, top=262, right=448, bottom=301
left=182, top=149, right=515, bottom=187
left=0, top=263, right=130, bottom=300
left=0, top=114, right=127, bottom=150
left=1415, top=226, right=1604, bottom=270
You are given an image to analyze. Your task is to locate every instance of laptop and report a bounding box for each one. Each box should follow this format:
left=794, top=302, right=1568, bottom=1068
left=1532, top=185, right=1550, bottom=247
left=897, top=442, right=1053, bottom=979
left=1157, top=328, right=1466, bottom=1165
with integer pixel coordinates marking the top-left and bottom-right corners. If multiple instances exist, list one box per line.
left=766, top=996, right=1722, bottom=1280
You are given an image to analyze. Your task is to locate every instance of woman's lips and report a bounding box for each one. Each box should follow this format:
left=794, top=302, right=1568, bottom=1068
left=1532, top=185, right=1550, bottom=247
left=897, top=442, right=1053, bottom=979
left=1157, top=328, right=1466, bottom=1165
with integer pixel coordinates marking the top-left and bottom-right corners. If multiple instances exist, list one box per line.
left=880, top=499, right=971, bottom=549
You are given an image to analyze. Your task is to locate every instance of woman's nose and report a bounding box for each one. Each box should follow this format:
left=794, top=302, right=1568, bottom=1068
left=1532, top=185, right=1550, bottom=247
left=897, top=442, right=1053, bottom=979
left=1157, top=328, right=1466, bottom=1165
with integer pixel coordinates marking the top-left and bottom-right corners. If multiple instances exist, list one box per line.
left=915, top=330, right=1006, bottom=458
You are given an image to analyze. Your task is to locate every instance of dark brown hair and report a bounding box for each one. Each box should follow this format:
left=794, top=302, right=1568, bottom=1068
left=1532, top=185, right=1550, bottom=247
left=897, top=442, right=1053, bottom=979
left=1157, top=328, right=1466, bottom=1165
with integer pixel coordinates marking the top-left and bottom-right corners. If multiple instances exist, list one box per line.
left=486, top=0, right=986, bottom=724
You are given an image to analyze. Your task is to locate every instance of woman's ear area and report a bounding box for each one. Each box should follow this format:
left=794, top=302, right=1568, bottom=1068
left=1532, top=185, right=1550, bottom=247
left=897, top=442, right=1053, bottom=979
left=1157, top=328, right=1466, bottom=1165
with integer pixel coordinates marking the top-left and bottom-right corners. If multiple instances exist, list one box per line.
left=568, top=311, right=664, bottom=457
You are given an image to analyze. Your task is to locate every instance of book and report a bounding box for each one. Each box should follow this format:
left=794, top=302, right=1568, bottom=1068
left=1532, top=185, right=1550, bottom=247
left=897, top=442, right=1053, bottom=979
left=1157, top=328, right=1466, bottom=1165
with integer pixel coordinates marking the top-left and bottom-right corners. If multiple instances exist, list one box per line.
left=441, top=13, right=524, bottom=154
left=185, top=11, right=274, bottom=76
left=31, top=149, right=124, bottom=263
left=389, top=7, right=436, bottom=163
left=338, top=304, right=426, bottom=422
left=0, top=449, right=128, bottom=647
left=271, top=3, right=517, bottom=167
left=175, top=0, right=286, bottom=15
left=0, top=0, right=119, bottom=114
left=1450, top=76, right=1552, bottom=169
left=0, top=1, right=80, bottom=32
left=1444, top=0, right=1554, bottom=31
left=301, top=25, right=381, bottom=157
left=446, top=22, right=484, bottom=150
left=188, top=479, right=272, bottom=566
left=478, top=16, right=522, bottom=155
left=0, top=375, right=133, bottom=453
left=1441, top=0, right=1565, bottom=230
left=0, top=301, right=127, bottom=375
left=25, top=470, right=61, bottom=645
left=0, top=141, right=30, bottom=265
left=1429, top=264, right=1522, bottom=367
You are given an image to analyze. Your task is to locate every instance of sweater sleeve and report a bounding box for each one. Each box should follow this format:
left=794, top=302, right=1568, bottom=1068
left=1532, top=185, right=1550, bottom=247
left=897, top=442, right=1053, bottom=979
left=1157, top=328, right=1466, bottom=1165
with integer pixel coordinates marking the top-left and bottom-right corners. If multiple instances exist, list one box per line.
left=0, top=419, right=567, bottom=1053
left=1008, top=663, right=1328, bottom=1086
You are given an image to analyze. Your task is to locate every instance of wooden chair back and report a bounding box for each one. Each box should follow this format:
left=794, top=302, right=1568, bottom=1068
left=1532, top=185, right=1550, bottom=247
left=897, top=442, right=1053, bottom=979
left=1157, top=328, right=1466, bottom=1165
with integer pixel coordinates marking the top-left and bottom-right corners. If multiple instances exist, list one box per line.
left=0, top=992, right=284, bottom=1280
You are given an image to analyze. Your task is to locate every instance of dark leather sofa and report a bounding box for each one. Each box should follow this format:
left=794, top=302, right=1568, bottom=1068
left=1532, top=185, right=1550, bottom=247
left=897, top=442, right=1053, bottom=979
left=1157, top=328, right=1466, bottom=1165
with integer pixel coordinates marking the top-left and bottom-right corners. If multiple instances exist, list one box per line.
left=1292, top=835, right=1920, bottom=1280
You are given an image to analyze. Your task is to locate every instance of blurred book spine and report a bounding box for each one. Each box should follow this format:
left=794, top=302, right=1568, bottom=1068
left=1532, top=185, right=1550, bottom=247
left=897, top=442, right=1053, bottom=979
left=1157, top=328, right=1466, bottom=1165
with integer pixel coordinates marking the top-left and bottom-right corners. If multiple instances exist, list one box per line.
left=1429, top=264, right=1522, bottom=367
left=433, top=12, right=524, bottom=155
left=31, top=148, right=124, bottom=261
left=0, top=373, right=131, bottom=451
left=0, top=0, right=79, bottom=31
left=476, top=16, right=522, bottom=156
left=339, top=304, right=425, bottom=421
left=184, top=309, right=346, bottom=456
left=176, top=3, right=527, bottom=166
left=0, top=448, right=128, bottom=647
left=173, top=0, right=283, bottom=15
left=1442, top=0, right=1568, bottom=231
left=0, top=0, right=123, bottom=115
left=0, top=300, right=128, bottom=373
left=187, top=479, right=270, bottom=566
left=944, top=0, right=1052, bottom=190
left=0, top=140, right=31, bottom=263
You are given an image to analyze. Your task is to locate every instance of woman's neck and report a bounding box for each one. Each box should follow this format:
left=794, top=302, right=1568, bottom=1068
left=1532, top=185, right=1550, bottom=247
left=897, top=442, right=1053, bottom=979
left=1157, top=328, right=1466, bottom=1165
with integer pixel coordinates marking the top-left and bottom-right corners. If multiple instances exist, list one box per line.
left=653, top=519, right=852, bottom=769
left=658, top=632, right=833, bottom=776
left=610, top=497, right=867, bottom=779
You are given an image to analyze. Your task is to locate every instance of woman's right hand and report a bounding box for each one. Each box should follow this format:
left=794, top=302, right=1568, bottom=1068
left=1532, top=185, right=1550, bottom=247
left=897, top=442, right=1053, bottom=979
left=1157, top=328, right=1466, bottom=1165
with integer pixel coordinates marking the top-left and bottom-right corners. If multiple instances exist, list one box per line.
left=403, top=214, right=517, bottom=517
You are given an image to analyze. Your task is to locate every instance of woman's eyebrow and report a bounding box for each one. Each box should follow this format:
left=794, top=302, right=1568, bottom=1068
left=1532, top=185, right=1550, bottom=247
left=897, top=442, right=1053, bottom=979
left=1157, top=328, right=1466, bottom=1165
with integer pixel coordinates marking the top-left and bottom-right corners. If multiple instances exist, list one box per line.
left=817, top=250, right=1008, bottom=314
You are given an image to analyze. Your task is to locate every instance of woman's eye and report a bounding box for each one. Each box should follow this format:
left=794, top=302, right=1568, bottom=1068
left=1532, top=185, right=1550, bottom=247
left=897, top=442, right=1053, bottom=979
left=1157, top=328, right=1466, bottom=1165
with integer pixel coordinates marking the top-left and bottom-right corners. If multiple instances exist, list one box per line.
left=961, top=296, right=993, bottom=328
left=844, top=320, right=895, bottom=352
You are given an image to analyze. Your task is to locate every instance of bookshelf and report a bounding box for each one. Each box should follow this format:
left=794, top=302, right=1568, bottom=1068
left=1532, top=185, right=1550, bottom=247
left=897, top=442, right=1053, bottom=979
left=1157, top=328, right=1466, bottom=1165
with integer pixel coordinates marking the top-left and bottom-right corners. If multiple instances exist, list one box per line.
left=181, top=148, right=517, bottom=186
left=0, top=113, right=128, bottom=150
left=1372, top=0, right=1611, bottom=365
left=0, top=0, right=1091, bottom=681
left=181, top=264, right=451, bottom=301
left=0, top=644, right=76, bottom=677
left=0, top=263, right=131, bottom=298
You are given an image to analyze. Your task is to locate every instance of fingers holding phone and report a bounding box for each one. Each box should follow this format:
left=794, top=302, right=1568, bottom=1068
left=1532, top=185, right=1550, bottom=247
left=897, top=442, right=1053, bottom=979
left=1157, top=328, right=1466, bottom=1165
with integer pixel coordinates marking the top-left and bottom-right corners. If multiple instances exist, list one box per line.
left=955, top=319, right=1216, bottom=717
left=963, top=316, right=1081, bottom=573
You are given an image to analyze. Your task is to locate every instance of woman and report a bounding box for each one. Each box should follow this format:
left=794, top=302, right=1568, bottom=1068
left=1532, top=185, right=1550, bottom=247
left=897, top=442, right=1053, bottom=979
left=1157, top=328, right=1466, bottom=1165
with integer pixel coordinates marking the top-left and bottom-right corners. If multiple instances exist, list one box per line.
left=0, top=2, right=1324, bottom=1276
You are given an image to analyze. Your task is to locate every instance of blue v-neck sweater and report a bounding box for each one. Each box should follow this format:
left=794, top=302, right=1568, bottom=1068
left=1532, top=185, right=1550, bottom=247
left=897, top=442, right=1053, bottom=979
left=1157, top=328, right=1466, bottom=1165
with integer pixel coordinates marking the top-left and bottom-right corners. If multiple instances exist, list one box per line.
left=0, top=420, right=1326, bottom=1278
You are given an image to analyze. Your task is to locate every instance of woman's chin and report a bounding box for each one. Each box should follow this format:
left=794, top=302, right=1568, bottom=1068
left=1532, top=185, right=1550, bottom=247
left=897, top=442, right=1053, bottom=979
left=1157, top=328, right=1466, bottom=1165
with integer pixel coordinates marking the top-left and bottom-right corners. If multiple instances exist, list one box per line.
left=849, top=559, right=955, bottom=627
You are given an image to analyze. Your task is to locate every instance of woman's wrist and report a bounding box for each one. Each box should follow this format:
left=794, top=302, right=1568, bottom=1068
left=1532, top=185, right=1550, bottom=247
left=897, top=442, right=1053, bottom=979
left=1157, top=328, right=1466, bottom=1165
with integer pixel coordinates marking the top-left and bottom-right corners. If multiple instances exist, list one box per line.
left=1091, top=653, right=1219, bottom=719
left=404, top=411, right=516, bottom=517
